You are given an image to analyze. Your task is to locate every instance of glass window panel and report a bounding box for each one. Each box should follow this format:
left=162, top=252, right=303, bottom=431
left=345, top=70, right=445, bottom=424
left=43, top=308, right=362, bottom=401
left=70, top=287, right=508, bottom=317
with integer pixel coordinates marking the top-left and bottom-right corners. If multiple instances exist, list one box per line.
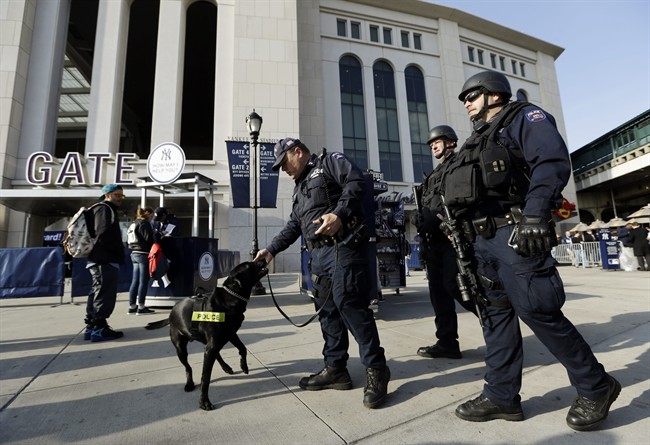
left=414, top=34, right=422, bottom=50
left=401, top=31, right=409, bottom=48
left=370, top=25, right=379, bottom=42
left=351, top=22, right=360, bottom=39
left=337, top=19, right=346, bottom=37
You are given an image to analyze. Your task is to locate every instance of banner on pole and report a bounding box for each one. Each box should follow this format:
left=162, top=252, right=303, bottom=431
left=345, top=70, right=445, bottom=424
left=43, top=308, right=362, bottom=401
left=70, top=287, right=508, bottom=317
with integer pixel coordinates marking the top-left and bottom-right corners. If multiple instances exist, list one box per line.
left=225, top=140, right=279, bottom=208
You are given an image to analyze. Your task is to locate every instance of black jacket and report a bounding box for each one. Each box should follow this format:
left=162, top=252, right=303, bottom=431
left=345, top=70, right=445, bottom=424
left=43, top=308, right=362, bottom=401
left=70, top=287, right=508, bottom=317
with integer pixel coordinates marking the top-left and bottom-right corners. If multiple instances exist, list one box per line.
left=88, top=201, right=124, bottom=265
left=128, top=219, right=155, bottom=254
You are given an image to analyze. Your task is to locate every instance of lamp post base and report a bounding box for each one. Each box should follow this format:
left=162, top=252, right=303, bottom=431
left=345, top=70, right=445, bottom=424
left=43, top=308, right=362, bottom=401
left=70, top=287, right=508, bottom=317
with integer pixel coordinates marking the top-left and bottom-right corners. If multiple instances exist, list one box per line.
left=251, top=281, right=266, bottom=295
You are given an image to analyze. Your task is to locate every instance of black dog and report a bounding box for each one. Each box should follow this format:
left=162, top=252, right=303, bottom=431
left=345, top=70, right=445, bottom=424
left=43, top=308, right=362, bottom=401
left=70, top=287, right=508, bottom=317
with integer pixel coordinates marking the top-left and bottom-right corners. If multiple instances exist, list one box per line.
left=145, top=260, right=268, bottom=410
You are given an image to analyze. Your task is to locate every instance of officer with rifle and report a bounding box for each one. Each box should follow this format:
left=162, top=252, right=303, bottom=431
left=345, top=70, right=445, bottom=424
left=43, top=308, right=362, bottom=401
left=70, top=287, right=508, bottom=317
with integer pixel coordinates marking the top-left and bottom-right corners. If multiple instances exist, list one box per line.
left=440, top=70, right=620, bottom=431
left=413, top=125, right=477, bottom=361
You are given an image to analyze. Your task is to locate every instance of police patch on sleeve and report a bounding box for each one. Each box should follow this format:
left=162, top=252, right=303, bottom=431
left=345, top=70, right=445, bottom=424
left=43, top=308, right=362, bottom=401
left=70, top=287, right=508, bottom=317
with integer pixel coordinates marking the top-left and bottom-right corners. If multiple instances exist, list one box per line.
left=526, top=110, right=546, bottom=122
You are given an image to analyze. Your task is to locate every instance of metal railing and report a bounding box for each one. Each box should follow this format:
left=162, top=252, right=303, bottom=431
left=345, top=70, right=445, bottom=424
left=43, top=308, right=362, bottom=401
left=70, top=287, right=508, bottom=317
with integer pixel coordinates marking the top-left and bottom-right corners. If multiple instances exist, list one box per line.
left=551, top=242, right=605, bottom=268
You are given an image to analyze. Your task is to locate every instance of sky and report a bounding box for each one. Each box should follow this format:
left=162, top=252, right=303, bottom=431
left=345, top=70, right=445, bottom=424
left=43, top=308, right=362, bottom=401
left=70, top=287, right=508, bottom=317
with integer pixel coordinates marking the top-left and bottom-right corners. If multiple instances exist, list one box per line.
left=428, top=0, right=650, bottom=152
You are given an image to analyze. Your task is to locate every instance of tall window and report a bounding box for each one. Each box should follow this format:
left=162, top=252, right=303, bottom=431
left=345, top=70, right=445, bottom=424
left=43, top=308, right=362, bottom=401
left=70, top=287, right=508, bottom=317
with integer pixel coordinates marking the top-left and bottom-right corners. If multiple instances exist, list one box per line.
left=401, top=31, right=409, bottom=48
left=120, top=0, right=159, bottom=158
left=337, top=19, right=346, bottom=37
left=413, top=33, right=422, bottom=50
left=383, top=28, right=392, bottom=45
left=373, top=61, right=401, bottom=181
left=339, top=55, right=368, bottom=169
left=181, top=1, right=216, bottom=159
left=405, top=66, right=431, bottom=181
left=467, top=46, right=475, bottom=63
left=351, top=22, right=360, bottom=39
left=55, top=0, right=100, bottom=158
left=370, top=25, right=379, bottom=42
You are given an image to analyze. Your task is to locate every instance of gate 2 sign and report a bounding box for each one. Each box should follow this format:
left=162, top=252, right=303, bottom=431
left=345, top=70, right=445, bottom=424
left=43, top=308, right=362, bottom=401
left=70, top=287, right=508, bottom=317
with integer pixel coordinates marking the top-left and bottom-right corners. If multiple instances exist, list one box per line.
left=147, top=142, right=186, bottom=184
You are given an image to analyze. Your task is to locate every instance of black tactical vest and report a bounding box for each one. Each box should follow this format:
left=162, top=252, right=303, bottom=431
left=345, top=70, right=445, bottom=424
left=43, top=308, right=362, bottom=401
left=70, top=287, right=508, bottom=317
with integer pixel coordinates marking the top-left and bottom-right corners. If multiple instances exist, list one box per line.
left=441, top=102, right=531, bottom=213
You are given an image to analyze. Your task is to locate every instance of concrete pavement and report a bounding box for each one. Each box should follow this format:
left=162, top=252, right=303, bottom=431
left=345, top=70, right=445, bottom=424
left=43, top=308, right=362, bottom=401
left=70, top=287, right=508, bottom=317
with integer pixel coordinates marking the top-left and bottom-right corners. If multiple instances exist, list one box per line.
left=1, top=266, right=648, bottom=444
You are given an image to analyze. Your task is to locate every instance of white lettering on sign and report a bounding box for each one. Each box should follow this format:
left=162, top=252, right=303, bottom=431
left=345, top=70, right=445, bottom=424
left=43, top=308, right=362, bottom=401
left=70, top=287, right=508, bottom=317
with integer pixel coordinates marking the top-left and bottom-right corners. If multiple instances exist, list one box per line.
left=25, top=151, right=137, bottom=186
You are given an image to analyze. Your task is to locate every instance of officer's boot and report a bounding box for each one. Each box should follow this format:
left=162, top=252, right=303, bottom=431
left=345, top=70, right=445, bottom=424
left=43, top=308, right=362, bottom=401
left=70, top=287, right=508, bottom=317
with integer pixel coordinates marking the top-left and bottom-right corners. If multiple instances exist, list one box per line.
left=363, top=366, right=390, bottom=409
left=298, top=366, right=352, bottom=391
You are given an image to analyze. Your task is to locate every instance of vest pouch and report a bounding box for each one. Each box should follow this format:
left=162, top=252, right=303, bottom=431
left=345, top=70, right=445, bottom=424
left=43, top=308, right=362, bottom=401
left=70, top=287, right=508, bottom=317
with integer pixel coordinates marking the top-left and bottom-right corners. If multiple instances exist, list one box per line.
left=444, top=164, right=484, bottom=208
left=479, top=144, right=511, bottom=190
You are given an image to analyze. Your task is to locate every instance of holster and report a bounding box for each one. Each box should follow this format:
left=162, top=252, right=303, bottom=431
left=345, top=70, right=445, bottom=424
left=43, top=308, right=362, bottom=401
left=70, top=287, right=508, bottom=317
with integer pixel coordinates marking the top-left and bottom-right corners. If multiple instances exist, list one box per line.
left=311, top=274, right=333, bottom=299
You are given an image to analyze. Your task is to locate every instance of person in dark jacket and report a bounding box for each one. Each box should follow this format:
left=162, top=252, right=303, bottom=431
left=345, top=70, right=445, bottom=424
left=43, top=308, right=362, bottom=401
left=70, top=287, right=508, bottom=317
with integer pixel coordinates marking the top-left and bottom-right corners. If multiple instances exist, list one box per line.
left=625, top=221, right=650, bottom=271
left=127, top=206, right=155, bottom=315
left=415, top=125, right=477, bottom=361
left=443, top=71, right=619, bottom=431
left=255, top=137, right=390, bottom=409
left=84, top=184, right=126, bottom=342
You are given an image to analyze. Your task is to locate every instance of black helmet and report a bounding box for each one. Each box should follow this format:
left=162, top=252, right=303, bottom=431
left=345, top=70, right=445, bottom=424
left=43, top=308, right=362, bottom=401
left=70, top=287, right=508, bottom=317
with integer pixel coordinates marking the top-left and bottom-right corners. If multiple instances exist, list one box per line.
left=426, top=125, right=458, bottom=145
left=458, top=70, right=512, bottom=102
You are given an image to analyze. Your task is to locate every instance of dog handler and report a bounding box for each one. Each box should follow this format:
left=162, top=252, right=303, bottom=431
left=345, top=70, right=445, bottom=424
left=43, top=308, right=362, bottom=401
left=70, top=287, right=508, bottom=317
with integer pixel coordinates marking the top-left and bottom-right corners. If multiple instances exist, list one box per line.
left=255, top=137, right=390, bottom=409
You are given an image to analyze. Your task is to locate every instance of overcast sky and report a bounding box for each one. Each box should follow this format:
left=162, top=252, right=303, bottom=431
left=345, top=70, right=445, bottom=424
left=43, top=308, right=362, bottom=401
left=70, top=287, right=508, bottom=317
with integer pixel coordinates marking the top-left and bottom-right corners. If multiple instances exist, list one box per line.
left=429, top=0, right=650, bottom=152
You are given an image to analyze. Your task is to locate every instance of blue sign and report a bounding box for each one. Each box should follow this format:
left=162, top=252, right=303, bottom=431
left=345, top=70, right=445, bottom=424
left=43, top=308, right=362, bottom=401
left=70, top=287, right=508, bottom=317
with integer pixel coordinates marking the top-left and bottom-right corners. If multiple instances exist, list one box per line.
left=225, top=140, right=279, bottom=208
left=598, top=228, right=620, bottom=270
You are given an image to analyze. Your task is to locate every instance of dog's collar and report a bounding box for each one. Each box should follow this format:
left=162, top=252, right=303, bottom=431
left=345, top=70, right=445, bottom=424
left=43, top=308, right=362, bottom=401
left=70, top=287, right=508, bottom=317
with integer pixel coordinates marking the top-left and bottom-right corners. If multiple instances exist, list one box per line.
left=224, top=285, right=249, bottom=302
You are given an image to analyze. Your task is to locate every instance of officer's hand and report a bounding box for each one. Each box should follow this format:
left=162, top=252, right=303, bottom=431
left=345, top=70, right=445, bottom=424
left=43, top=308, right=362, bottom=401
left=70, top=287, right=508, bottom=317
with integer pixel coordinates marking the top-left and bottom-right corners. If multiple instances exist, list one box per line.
left=516, top=216, right=556, bottom=256
left=254, top=249, right=274, bottom=264
left=313, top=213, right=342, bottom=236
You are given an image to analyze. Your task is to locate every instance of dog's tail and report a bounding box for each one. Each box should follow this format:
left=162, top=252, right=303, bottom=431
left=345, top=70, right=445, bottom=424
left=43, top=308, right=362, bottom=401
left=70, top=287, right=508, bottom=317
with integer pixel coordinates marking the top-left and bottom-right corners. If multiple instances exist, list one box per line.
left=144, top=319, right=171, bottom=330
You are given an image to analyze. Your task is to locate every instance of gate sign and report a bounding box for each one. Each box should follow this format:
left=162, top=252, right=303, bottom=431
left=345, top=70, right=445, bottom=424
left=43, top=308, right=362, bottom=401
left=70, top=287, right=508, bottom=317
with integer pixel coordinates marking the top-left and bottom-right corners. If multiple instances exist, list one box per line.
left=147, top=142, right=186, bottom=184
left=225, top=140, right=279, bottom=208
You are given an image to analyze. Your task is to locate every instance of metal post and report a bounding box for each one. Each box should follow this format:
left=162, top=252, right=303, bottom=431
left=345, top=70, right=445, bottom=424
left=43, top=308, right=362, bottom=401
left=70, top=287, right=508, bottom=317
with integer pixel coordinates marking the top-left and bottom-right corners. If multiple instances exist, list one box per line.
left=250, top=134, right=266, bottom=295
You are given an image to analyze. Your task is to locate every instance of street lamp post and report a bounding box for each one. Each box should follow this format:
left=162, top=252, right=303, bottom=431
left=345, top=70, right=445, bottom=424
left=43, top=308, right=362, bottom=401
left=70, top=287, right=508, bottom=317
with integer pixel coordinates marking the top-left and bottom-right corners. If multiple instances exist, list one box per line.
left=247, top=109, right=266, bottom=295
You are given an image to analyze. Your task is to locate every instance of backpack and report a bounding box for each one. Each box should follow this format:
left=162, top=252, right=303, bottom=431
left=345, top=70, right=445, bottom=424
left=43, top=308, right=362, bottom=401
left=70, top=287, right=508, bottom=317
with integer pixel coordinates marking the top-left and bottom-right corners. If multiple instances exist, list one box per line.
left=148, top=242, right=169, bottom=279
left=63, top=202, right=115, bottom=258
left=127, top=222, right=138, bottom=245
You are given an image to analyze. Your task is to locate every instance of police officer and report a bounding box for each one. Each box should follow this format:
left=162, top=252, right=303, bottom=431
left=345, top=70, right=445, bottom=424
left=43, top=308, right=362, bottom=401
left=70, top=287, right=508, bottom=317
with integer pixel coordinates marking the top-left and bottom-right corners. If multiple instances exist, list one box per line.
left=443, top=71, right=620, bottom=431
left=255, top=137, right=390, bottom=409
left=415, top=125, right=477, bottom=360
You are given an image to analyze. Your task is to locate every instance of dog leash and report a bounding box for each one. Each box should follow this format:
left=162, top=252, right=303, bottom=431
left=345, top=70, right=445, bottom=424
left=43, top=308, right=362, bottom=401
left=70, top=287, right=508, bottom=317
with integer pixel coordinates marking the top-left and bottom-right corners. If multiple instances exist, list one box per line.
left=266, top=243, right=339, bottom=328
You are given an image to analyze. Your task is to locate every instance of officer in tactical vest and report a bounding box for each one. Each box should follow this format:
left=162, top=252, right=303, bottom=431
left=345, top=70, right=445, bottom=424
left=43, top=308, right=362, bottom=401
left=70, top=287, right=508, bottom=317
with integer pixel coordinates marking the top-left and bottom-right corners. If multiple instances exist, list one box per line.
left=255, top=137, right=390, bottom=409
left=415, top=125, right=477, bottom=360
left=443, top=71, right=620, bottom=431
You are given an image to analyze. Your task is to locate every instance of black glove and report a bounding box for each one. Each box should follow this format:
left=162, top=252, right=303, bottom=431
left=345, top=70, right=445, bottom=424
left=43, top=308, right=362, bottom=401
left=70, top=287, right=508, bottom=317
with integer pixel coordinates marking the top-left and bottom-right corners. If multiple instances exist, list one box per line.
left=515, top=215, right=556, bottom=257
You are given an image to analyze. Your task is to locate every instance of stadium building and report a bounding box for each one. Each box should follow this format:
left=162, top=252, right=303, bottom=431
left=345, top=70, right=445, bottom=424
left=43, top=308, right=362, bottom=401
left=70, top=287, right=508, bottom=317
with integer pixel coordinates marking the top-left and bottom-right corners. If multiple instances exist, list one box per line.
left=0, top=0, right=577, bottom=272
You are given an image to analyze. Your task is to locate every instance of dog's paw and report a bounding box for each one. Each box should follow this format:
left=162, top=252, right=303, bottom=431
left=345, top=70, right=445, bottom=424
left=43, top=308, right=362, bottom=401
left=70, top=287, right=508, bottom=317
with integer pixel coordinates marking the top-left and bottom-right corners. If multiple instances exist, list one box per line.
left=184, top=382, right=195, bottom=392
left=221, top=366, right=234, bottom=375
left=241, top=359, right=249, bottom=374
left=200, top=399, right=215, bottom=411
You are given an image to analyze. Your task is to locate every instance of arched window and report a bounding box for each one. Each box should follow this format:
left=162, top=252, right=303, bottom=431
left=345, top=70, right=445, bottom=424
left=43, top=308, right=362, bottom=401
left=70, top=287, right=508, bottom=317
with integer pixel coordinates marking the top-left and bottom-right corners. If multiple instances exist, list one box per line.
left=516, top=89, right=528, bottom=102
left=373, top=61, right=401, bottom=181
left=181, top=1, right=216, bottom=160
left=405, top=66, right=431, bottom=181
left=339, top=55, right=368, bottom=169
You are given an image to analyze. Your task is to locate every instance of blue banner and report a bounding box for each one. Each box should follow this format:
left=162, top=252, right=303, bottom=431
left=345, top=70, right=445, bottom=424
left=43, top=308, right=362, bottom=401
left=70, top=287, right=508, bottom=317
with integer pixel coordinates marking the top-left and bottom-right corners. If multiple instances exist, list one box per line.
left=0, top=247, right=65, bottom=298
left=225, top=140, right=279, bottom=208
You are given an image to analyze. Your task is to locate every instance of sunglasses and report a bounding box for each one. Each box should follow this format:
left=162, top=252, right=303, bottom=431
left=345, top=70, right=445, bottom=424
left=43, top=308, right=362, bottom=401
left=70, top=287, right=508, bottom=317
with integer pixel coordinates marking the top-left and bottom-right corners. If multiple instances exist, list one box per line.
left=463, top=90, right=483, bottom=104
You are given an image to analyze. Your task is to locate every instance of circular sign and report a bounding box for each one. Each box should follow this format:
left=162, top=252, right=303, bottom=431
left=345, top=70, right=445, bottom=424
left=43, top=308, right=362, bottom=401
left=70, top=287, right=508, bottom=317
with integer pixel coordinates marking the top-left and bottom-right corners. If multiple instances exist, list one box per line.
left=147, top=142, right=186, bottom=184
left=198, top=252, right=215, bottom=281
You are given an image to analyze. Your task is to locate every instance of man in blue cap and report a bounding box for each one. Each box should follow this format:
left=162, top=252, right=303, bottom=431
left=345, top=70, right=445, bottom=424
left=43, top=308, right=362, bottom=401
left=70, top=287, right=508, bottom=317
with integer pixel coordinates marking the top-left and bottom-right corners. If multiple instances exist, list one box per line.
left=255, top=138, right=390, bottom=409
left=83, top=184, right=126, bottom=342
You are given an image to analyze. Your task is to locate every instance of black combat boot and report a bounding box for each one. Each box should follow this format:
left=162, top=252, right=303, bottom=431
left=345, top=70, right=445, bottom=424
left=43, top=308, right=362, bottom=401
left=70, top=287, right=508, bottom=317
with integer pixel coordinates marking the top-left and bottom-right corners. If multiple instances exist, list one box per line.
left=363, top=366, right=390, bottom=409
left=298, top=366, right=352, bottom=391
left=417, top=343, right=462, bottom=359
left=566, top=375, right=621, bottom=431
left=455, top=394, right=524, bottom=422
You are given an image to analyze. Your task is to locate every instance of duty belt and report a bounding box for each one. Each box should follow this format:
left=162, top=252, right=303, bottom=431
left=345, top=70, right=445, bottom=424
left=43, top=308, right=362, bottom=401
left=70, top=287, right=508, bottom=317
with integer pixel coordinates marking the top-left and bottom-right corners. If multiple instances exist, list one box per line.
left=306, top=236, right=336, bottom=251
left=492, top=212, right=519, bottom=229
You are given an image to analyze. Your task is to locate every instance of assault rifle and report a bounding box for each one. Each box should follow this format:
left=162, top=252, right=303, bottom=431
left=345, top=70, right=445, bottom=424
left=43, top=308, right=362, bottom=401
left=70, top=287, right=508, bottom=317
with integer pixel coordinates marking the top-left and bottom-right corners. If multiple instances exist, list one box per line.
left=439, top=195, right=486, bottom=327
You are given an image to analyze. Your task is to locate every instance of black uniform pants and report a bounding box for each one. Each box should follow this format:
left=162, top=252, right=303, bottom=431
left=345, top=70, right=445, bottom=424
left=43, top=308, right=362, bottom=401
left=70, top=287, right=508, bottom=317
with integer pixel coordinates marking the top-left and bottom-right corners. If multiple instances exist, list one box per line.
left=309, top=242, right=386, bottom=370
left=474, top=226, right=609, bottom=407
left=424, top=239, right=474, bottom=350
